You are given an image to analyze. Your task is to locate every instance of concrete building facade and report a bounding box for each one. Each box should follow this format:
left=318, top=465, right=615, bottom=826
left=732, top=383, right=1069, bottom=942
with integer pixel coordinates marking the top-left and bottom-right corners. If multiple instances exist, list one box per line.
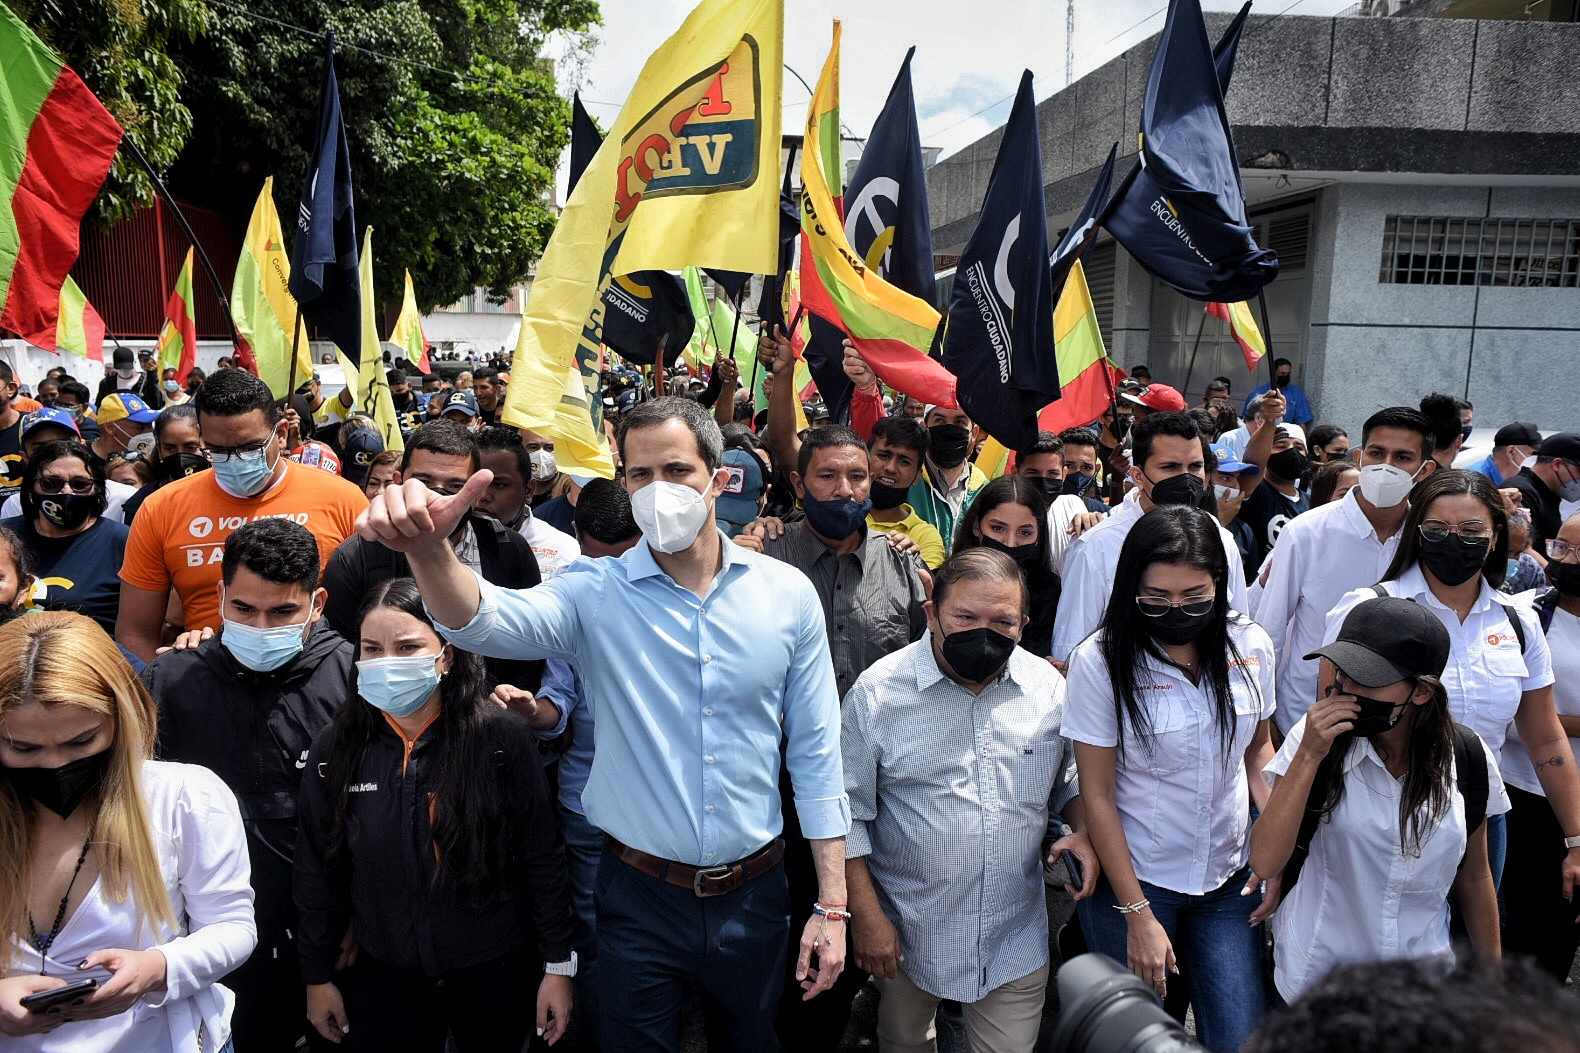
left=926, top=13, right=1580, bottom=438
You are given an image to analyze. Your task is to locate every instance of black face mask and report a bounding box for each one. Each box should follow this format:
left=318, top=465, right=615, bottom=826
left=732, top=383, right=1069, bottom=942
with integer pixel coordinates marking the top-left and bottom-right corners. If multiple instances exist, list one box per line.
left=1459, top=425, right=1474, bottom=445
left=978, top=534, right=1039, bottom=567
left=1062, top=471, right=1095, bottom=498
left=941, top=626, right=1017, bottom=684
left=1274, top=374, right=1292, bottom=388
left=928, top=425, right=971, bottom=469
left=1146, top=471, right=1207, bottom=509
left=157, top=452, right=211, bottom=482
left=1029, top=477, right=1063, bottom=503
left=38, top=492, right=97, bottom=531
left=1148, top=606, right=1214, bottom=646
left=868, top=480, right=911, bottom=510
left=1419, top=535, right=1490, bottom=587
left=1267, top=449, right=1309, bottom=482
left=1339, top=691, right=1407, bottom=739
left=2, top=748, right=111, bottom=819
left=1547, top=560, right=1580, bottom=598
left=1111, top=414, right=1132, bottom=439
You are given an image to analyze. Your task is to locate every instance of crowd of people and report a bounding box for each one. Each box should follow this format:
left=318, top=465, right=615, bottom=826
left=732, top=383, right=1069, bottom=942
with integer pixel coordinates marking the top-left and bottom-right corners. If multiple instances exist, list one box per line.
left=0, top=332, right=1577, bottom=1053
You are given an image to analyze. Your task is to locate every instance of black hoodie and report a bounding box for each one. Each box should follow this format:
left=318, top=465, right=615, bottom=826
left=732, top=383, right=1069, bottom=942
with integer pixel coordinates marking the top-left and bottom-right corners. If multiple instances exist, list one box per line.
left=145, top=619, right=353, bottom=933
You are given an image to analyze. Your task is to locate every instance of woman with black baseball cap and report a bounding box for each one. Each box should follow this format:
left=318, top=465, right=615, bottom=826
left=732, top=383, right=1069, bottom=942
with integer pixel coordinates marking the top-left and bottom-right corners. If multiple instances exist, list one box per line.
left=1247, top=595, right=1507, bottom=1004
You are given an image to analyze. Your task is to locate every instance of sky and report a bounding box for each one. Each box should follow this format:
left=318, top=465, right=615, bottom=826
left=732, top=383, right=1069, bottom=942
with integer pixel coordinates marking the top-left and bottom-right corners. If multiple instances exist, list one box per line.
left=551, top=0, right=1357, bottom=187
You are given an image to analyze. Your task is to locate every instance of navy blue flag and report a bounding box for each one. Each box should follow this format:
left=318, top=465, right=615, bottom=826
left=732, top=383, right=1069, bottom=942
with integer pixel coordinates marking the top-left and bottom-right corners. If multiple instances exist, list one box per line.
left=1213, top=1, right=1253, bottom=87
left=940, top=71, right=1059, bottom=452
left=568, top=93, right=602, bottom=196
left=600, top=271, right=693, bottom=368
left=1048, top=142, right=1118, bottom=300
left=803, top=47, right=937, bottom=425
left=289, top=38, right=362, bottom=367
left=1101, top=0, right=1277, bottom=302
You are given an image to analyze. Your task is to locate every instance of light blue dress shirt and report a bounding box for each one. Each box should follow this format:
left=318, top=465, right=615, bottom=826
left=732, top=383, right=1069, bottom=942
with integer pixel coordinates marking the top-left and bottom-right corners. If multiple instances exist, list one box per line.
left=436, top=533, right=851, bottom=865
left=533, top=659, right=592, bottom=816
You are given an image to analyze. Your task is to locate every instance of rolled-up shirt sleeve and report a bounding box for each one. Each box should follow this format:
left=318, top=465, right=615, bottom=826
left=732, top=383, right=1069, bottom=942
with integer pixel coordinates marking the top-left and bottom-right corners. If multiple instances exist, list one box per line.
left=532, top=659, right=577, bottom=742
left=1051, top=734, right=1081, bottom=816
left=781, top=579, right=851, bottom=841
left=434, top=569, right=584, bottom=663
left=841, top=678, right=879, bottom=858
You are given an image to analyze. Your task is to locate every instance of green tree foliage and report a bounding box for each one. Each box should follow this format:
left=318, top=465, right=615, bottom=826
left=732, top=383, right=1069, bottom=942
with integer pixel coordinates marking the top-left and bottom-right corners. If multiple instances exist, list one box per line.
left=14, top=0, right=210, bottom=227
left=173, top=0, right=600, bottom=311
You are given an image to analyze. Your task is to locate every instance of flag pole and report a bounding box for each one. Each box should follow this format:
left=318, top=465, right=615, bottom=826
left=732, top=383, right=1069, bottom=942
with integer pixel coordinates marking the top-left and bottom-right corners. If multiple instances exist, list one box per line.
left=1182, top=310, right=1208, bottom=400
left=724, top=284, right=747, bottom=361
left=286, top=306, right=303, bottom=398
left=1255, top=290, right=1276, bottom=394
left=118, top=136, right=246, bottom=356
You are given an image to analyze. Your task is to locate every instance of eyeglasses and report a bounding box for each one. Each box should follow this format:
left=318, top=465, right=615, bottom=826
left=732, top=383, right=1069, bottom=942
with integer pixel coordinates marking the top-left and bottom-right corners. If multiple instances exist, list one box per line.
left=106, top=450, right=145, bottom=464
left=36, top=476, right=96, bottom=495
left=1418, top=521, right=1493, bottom=544
left=1136, top=594, right=1216, bottom=618
left=1549, top=539, right=1578, bottom=562
left=206, top=440, right=271, bottom=463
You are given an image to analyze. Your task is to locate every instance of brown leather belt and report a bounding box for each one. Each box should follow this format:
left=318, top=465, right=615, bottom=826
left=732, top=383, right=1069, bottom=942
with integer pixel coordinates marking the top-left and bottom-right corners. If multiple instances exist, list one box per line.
left=607, top=836, right=785, bottom=898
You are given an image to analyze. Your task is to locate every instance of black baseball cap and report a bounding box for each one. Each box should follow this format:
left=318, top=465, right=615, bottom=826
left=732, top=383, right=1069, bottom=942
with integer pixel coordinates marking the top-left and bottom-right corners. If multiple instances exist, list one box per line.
left=1535, top=432, right=1580, bottom=462
left=1493, top=422, right=1540, bottom=448
left=1304, top=596, right=1450, bottom=686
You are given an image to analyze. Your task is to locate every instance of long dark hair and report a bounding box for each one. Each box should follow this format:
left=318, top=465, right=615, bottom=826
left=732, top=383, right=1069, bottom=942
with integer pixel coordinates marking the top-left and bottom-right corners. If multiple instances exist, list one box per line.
left=1307, top=674, right=1456, bottom=854
left=19, top=441, right=107, bottom=524
left=1098, top=506, right=1256, bottom=758
left=321, top=578, right=515, bottom=907
left=1380, top=468, right=1509, bottom=590
left=953, top=476, right=1050, bottom=565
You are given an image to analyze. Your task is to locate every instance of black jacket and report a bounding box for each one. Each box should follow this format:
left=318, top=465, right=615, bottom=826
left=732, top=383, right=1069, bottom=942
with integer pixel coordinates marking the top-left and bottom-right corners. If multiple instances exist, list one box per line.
left=145, top=620, right=353, bottom=933
left=293, top=710, right=572, bottom=982
left=322, top=512, right=544, bottom=693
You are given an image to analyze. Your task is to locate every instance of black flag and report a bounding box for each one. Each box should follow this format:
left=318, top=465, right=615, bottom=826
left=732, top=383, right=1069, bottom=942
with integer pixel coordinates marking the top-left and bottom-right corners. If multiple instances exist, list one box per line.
left=1048, top=142, right=1119, bottom=300
left=1101, top=0, right=1277, bottom=302
left=568, top=93, right=601, bottom=196
left=600, top=271, right=694, bottom=368
left=289, top=37, right=362, bottom=367
left=941, top=72, right=1059, bottom=452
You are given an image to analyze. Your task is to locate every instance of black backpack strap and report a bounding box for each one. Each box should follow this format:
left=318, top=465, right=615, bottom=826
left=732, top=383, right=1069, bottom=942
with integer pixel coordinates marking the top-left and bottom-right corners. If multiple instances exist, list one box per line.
left=1370, top=584, right=1390, bottom=599
left=1501, top=602, right=1527, bottom=655
left=1452, top=723, right=1490, bottom=836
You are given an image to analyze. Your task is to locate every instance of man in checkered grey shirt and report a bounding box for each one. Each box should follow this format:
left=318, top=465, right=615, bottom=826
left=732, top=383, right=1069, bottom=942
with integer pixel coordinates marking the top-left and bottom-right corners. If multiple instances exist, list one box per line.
left=842, top=549, right=1098, bottom=1053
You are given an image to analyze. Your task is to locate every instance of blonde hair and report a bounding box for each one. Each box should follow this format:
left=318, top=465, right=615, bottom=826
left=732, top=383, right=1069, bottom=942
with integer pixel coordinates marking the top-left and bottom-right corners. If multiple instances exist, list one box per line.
left=0, top=613, right=175, bottom=965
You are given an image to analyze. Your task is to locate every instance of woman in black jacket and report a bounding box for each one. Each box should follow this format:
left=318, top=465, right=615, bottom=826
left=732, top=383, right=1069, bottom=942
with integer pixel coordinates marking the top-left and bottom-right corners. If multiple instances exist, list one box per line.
left=295, top=577, right=574, bottom=1049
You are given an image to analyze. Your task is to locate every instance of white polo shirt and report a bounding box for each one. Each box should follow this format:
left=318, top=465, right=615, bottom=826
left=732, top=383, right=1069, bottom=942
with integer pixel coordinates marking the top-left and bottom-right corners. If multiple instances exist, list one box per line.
left=1501, top=605, right=1579, bottom=795
left=1046, top=493, right=1102, bottom=575
left=1266, top=717, right=1509, bottom=1002
left=1062, top=615, right=1276, bottom=895
left=1050, top=491, right=1250, bottom=663
left=517, top=512, right=581, bottom=579
left=1324, top=566, right=1554, bottom=777
left=1253, top=489, right=1403, bottom=736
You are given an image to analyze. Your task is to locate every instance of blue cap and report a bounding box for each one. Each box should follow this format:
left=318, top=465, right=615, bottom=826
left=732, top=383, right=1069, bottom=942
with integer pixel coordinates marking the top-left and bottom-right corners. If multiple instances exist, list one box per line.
left=20, top=406, right=81, bottom=439
left=1210, top=443, right=1260, bottom=475
left=96, top=392, right=159, bottom=425
left=714, top=448, right=765, bottom=535
left=340, top=426, right=386, bottom=487
left=442, top=391, right=480, bottom=418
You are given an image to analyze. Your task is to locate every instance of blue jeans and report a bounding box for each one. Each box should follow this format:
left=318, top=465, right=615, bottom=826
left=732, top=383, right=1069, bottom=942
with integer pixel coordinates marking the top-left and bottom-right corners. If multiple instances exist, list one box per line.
left=1078, top=867, right=1265, bottom=1053
left=1486, top=810, right=1507, bottom=892
left=561, top=807, right=603, bottom=1049
left=595, top=844, right=789, bottom=1053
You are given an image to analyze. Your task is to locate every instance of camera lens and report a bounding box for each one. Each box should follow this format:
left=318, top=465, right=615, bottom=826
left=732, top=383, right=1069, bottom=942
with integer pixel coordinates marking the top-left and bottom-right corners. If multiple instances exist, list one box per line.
left=1045, top=954, right=1203, bottom=1053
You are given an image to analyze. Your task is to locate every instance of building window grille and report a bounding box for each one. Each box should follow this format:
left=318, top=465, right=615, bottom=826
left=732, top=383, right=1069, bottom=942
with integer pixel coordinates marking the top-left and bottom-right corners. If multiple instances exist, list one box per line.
left=1380, top=216, right=1579, bottom=287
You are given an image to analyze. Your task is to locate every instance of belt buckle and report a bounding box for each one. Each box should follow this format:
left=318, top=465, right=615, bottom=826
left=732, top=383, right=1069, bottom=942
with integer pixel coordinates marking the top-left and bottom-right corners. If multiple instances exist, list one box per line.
left=692, top=864, right=735, bottom=898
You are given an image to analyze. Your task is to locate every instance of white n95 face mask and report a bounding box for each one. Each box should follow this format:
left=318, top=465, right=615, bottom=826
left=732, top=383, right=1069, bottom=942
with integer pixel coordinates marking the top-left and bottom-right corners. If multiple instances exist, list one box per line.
left=1356, top=463, right=1419, bottom=509
left=629, top=479, right=711, bottom=554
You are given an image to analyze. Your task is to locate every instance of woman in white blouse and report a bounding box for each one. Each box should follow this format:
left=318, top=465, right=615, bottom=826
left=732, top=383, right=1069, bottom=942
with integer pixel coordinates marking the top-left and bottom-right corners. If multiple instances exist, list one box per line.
left=0, top=612, right=256, bottom=1051
left=1064, top=506, right=1276, bottom=1053
left=1250, top=596, right=1503, bottom=1004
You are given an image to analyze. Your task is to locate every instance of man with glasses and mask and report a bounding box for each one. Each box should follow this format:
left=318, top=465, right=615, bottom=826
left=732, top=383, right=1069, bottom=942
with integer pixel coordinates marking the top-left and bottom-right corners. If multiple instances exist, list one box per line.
left=1052, top=411, right=1249, bottom=665
left=144, top=518, right=351, bottom=1053
left=1254, top=407, right=1439, bottom=735
left=1505, top=433, right=1580, bottom=553
left=116, top=368, right=367, bottom=662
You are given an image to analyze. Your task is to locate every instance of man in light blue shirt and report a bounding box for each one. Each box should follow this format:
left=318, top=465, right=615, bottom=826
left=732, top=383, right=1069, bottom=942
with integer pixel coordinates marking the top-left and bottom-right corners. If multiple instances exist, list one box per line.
left=1241, top=358, right=1313, bottom=427
left=357, top=397, right=851, bottom=1052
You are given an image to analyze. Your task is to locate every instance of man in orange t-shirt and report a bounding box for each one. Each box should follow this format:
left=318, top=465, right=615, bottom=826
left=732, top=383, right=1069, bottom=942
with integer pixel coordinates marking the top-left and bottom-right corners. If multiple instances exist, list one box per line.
left=117, top=369, right=367, bottom=661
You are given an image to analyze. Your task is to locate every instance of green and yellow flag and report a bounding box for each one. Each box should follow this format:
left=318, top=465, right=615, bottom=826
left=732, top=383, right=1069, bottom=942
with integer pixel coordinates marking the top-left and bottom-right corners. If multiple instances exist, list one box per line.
left=57, top=276, right=103, bottom=365
left=389, top=270, right=430, bottom=373
left=345, top=227, right=404, bottom=452
left=1039, top=259, right=1119, bottom=433
left=232, top=177, right=313, bottom=396
left=157, top=247, right=197, bottom=384
left=504, top=0, right=784, bottom=476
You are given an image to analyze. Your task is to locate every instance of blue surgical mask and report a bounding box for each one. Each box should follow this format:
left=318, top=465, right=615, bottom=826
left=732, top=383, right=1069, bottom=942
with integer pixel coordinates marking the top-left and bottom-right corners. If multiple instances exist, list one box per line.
left=212, top=445, right=276, bottom=498
left=356, top=654, right=443, bottom=717
left=222, top=615, right=310, bottom=672
left=800, top=491, right=873, bottom=541
left=1507, top=558, right=1520, bottom=581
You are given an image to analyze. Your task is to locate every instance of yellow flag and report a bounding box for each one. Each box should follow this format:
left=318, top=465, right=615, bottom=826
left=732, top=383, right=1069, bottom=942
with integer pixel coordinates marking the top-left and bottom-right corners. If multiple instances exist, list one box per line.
left=232, top=177, right=312, bottom=396
left=504, top=0, right=784, bottom=477
left=346, top=227, right=405, bottom=452
left=389, top=270, right=430, bottom=373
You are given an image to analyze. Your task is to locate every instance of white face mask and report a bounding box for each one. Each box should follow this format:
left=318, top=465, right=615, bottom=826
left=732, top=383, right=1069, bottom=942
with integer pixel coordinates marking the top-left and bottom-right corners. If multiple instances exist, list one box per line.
left=1213, top=483, right=1239, bottom=504
left=529, top=448, right=556, bottom=482
left=629, top=479, right=712, bottom=554
left=1356, top=462, right=1420, bottom=509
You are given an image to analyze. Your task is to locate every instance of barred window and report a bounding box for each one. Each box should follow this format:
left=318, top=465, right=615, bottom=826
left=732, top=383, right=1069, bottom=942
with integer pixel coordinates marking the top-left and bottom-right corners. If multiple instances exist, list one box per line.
left=1380, top=216, right=1580, bottom=287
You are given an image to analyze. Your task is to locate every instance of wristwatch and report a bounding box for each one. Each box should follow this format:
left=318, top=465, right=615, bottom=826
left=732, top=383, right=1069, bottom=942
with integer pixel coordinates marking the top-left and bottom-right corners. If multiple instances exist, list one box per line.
left=1564, top=835, right=1580, bottom=850
left=545, top=951, right=578, bottom=977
